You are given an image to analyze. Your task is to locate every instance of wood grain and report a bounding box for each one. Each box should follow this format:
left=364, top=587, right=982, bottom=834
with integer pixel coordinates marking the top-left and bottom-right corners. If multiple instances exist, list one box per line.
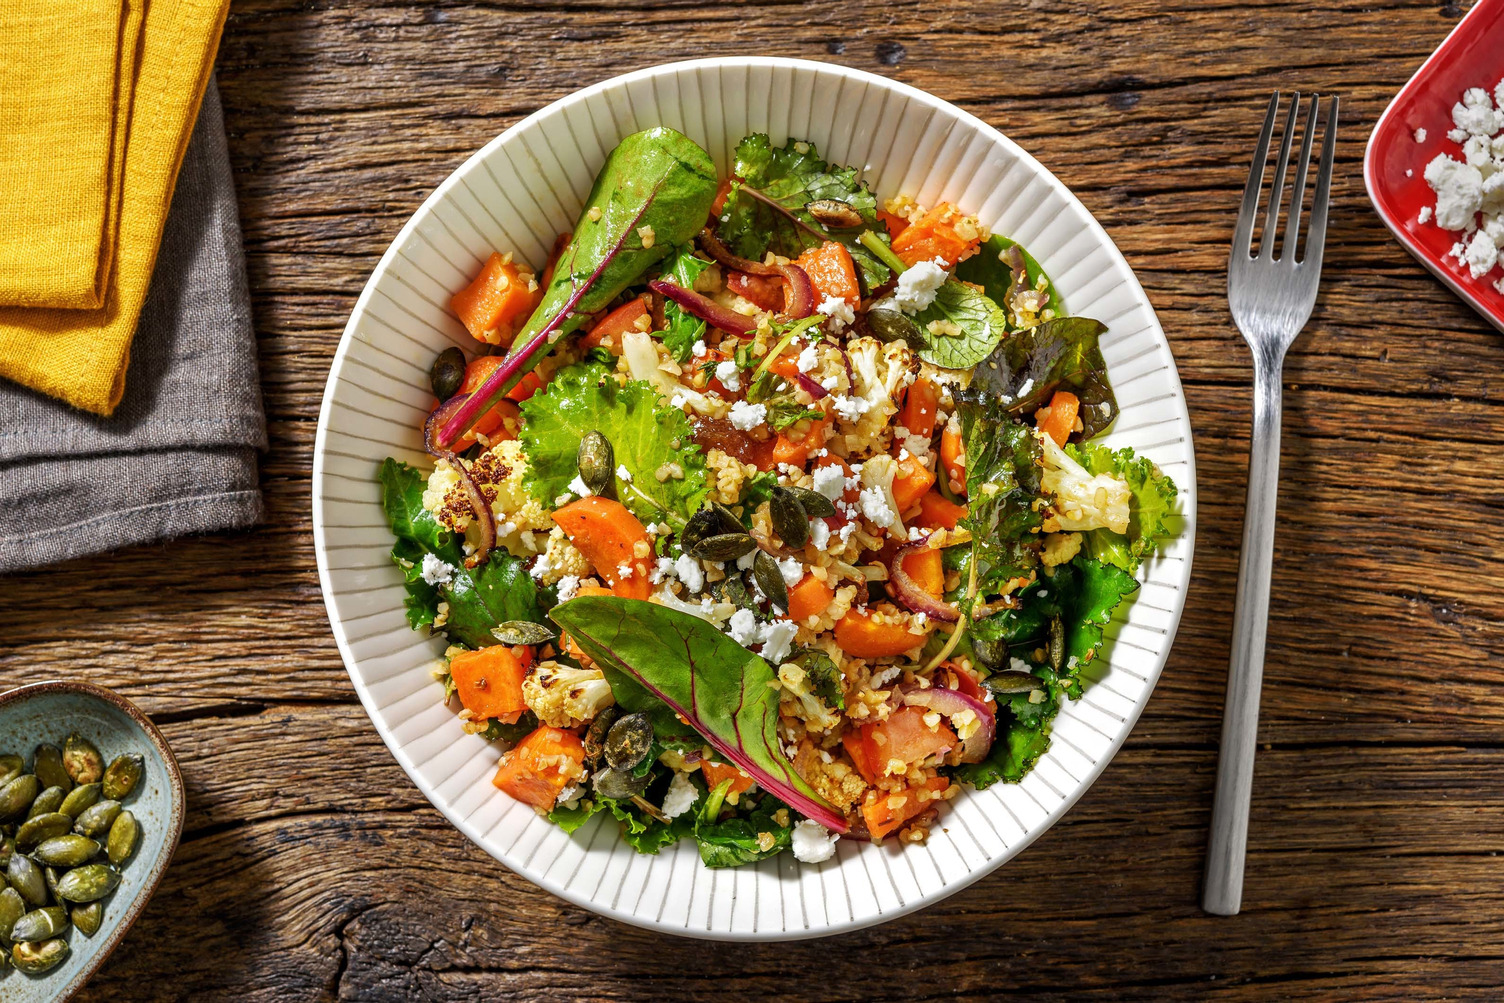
left=1, top=0, right=1500, bottom=998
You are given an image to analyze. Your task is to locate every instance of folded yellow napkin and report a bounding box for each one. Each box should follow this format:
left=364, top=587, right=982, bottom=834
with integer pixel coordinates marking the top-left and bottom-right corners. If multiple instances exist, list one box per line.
left=0, top=0, right=228, bottom=415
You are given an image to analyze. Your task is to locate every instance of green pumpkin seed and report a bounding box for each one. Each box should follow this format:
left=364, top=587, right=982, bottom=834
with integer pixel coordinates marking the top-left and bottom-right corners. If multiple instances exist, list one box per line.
left=58, top=783, right=101, bottom=819
left=106, top=811, right=138, bottom=867
left=805, top=198, right=863, bottom=228
left=32, top=834, right=100, bottom=868
left=9, top=907, right=67, bottom=942
left=603, top=713, right=653, bottom=771
left=0, top=776, right=39, bottom=823
left=42, top=866, right=60, bottom=903
left=581, top=707, right=621, bottom=764
left=0, top=887, right=24, bottom=940
left=31, top=744, right=72, bottom=793
left=866, top=307, right=924, bottom=348
left=689, top=532, right=757, bottom=562
left=770, top=488, right=810, bottom=548
left=62, top=733, right=104, bottom=785
left=102, top=754, right=144, bottom=801
left=489, top=621, right=556, bottom=646
left=429, top=346, right=466, bottom=401
left=11, top=937, right=68, bottom=975
left=753, top=549, right=790, bottom=614
left=0, top=755, right=22, bottom=787
left=0, top=834, right=11, bottom=870
left=592, top=767, right=649, bottom=801
left=54, top=863, right=118, bottom=903
left=74, top=800, right=121, bottom=839
left=6, top=855, right=45, bottom=908
left=576, top=430, right=617, bottom=499
left=27, top=786, right=66, bottom=820
left=71, top=900, right=102, bottom=936
left=678, top=507, right=722, bottom=555
left=786, top=486, right=837, bottom=519
left=15, top=813, right=71, bottom=853
left=1047, top=615, right=1065, bottom=672
left=983, top=671, right=1040, bottom=696
left=710, top=502, right=745, bottom=535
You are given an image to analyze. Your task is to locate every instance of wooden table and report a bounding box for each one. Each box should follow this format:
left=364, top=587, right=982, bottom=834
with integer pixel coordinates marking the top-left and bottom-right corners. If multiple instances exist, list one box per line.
left=2, top=1, right=1500, bottom=998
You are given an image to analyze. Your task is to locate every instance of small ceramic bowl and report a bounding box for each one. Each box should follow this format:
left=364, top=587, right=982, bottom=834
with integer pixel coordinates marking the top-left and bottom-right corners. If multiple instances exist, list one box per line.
left=0, top=681, right=184, bottom=1000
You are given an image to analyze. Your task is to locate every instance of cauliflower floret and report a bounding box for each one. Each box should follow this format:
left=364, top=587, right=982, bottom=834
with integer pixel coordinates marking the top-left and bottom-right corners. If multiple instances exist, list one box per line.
left=424, top=441, right=554, bottom=556
left=539, top=526, right=590, bottom=584
left=1038, top=433, right=1130, bottom=534
left=1041, top=531, right=1084, bottom=568
left=778, top=661, right=841, bottom=732
left=841, top=337, right=916, bottom=450
left=523, top=660, right=615, bottom=729
left=858, top=454, right=907, bottom=536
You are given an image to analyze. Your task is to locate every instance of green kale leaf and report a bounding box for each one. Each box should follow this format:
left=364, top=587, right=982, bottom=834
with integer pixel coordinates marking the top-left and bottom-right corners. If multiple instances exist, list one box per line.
left=1067, top=443, right=1179, bottom=574
left=955, top=390, right=1042, bottom=599
left=969, top=316, right=1117, bottom=439
left=694, top=793, right=793, bottom=868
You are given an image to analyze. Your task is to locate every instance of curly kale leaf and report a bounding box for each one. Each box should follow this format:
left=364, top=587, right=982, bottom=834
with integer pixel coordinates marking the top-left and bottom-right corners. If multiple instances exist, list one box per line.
left=1067, top=443, right=1179, bottom=574
left=955, top=389, right=1042, bottom=599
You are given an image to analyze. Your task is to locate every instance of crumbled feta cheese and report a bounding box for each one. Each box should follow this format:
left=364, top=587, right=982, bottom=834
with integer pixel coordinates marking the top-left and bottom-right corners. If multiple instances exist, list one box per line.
left=567, top=474, right=593, bottom=498
left=530, top=554, right=552, bottom=580
left=815, top=294, right=855, bottom=332
left=736, top=550, right=757, bottom=571
left=555, top=575, right=580, bottom=602
left=811, top=464, right=846, bottom=500
left=1425, top=154, right=1484, bottom=230
left=617, top=562, right=634, bottom=579
left=809, top=518, right=830, bottom=549
left=728, top=400, right=766, bottom=430
left=652, top=556, right=674, bottom=585
left=1463, top=230, right=1499, bottom=278
left=660, top=770, right=699, bottom=818
left=832, top=395, right=871, bottom=423
left=1418, top=206, right=1433, bottom=225
left=796, top=341, right=820, bottom=373
left=692, top=339, right=708, bottom=358
left=419, top=553, right=454, bottom=585
left=726, top=608, right=760, bottom=645
left=670, top=392, right=689, bottom=409
left=1414, top=127, right=1427, bottom=143
left=838, top=522, right=858, bottom=544
left=776, top=555, right=804, bottom=587
left=615, top=464, right=632, bottom=483
left=859, top=486, right=896, bottom=526
left=674, top=553, right=705, bottom=592
left=715, top=360, right=741, bottom=392
left=894, top=259, right=949, bottom=313
left=759, top=620, right=798, bottom=662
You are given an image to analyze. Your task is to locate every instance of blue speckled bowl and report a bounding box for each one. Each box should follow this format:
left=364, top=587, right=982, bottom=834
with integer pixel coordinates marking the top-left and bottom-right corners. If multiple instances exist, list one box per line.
left=0, top=681, right=184, bottom=1001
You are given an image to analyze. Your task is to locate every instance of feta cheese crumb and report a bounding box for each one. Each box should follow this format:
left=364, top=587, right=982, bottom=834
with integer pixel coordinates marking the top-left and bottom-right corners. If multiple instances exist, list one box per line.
left=832, top=395, right=871, bottom=423
left=674, top=553, right=705, bottom=592
left=809, top=518, right=831, bottom=549
left=728, top=400, right=767, bottom=430
left=616, top=464, right=632, bottom=483
left=419, top=553, right=454, bottom=585
left=796, top=340, right=820, bottom=373
left=567, top=474, right=593, bottom=498
left=692, top=339, right=707, bottom=358
left=1426, top=154, right=1484, bottom=230
left=715, top=360, right=741, bottom=392
left=1414, top=127, right=1427, bottom=143
left=811, top=464, right=846, bottom=500
left=555, top=575, right=581, bottom=602
left=859, top=486, right=896, bottom=526
left=1464, top=229, right=1499, bottom=278
left=776, top=555, right=804, bottom=587
left=661, top=770, right=699, bottom=819
left=894, top=259, right=949, bottom=314
left=727, top=608, right=760, bottom=645
left=815, top=294, right=856, bottom=332
left=759, top=620, right=798, bottom=662
left=1418, top=206, right=1433, bottom=225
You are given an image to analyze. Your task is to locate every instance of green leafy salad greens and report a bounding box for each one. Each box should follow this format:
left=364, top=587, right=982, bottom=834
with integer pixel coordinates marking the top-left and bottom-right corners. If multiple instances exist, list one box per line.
left=375, top=125, right=1181, bottom=868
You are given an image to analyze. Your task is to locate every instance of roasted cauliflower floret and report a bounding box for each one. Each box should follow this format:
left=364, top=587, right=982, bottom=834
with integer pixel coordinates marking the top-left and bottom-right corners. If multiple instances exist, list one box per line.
left=1040, top=531, right=1084, bottom=568
left=422, top=440, right=554, bottom=555
left=1038, top=432, right=1130, bottom=534
left=538, top=526, right=591, bottom=584
left=522, top=661, right=615, bottom=729
left=840, top=337, right=917, bottom=451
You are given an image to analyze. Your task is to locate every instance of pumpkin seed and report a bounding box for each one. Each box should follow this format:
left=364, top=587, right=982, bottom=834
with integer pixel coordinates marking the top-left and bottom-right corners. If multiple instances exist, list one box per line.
left=6, top=855, right=45, bottom=908
left=71, top=900, right=102, bottom=936
left=490, top=620, right=556, bottom=646
left=770, top=488, right=810, bottom=548
left=31, top=744, right=72, bottom=793
left=866, top=307, right=924, bottom=348
left=59, top=782, right=101, bottom=819
left=970, top=635, right=1008, bottom=670
left=32, top=834, right=100, bottom=868
left=9, top=907, right=67, bottom=942
left=27, top=786, right=66, bottom=820
left=677, top=507, right=720, bottom=555
left=786, top=486, right=837, bottom=519
left=603, top=713, right=653, bottom=771
left=42, top=867, right=60, bottom=904
left=11, top=937, right=68, bottom=975
left=62, top=733, right=103, bottom=785
left=582, top=706, right=621, bottom=764
left=689, top=532, right=757, bottom=562
left=753, top=549, right=791, bottom=614
left=429, top=346, right=466, bottom=402
left=102, top=754, right=144, bottom=801
left=805, top=198, right=863, bottom=228
left=0, top=834, right=11, bottom=870
left=592, top=767, right=649, bottom=801
left=0, top=887, right=24, bottom=940
left=106, top=811, right=139, bottom=867
left=0, top=755, right=22, bottom=787
left=576, top=430, right=618, bottom=499
left=710, top=502, right=745, bottom=534
left=74, top=800, right=121, bottom=839
left=54, top=863, right=118, bottom=903
left=1048, top=615, right=1065, bottom=672
left=0, top=776, right=39, bottom=822
left=983, top=671, right=1040, bottom=696
left=15, top=814, right=71, bottom=853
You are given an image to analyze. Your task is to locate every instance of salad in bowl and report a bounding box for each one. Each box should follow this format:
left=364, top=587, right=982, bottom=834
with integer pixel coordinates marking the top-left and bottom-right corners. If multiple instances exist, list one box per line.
left=379, top=125, right=1177, bottom=869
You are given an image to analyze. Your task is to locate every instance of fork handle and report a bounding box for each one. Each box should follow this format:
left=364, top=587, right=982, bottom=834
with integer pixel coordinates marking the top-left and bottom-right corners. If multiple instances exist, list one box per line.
left=1203, top=349, right=1284, bottom=916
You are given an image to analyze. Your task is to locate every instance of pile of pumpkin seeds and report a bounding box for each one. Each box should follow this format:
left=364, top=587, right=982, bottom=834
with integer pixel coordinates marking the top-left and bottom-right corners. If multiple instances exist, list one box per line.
left=0, top=734, right=143, bottom=977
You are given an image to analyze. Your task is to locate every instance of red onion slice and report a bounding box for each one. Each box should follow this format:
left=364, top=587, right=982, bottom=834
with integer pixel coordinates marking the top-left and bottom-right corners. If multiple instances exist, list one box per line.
left=423, top=393, right=472, bottom=457
left=698, top=227, right=778, bottom=276
left=902, top=686, right=996, bottom=763
left=889, top=535, right=960, bottom=623
left=442, top=450, right=495, bottom=568
left=648, top=279, right=757, bottom=337
left=794, top=373, right=829, bottom=400
left=777, top=264, right=815, bottom=318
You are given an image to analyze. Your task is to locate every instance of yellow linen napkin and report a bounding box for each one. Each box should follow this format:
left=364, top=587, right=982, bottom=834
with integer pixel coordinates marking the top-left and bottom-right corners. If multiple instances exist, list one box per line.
left=0, top=0, right=228, bottom=416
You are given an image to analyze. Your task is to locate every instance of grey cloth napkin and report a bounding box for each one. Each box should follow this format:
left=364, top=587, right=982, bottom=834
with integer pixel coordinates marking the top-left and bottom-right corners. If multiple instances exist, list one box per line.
left=0, top=78, right=266, bottom=573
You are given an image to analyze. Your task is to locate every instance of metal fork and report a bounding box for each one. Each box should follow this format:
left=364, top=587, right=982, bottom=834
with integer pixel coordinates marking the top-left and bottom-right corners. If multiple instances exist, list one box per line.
left=1203, top=92, right=1339, bottom=917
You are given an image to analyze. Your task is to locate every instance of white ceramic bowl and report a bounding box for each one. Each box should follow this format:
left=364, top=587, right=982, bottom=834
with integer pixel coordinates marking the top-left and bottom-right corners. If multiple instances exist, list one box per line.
left=314, top=57, right=1197, bottom=941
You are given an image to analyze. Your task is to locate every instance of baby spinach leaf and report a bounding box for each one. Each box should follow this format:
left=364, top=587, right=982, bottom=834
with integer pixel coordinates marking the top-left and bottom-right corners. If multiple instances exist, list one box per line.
left=1068, top=443, right=1179, bottom=574
left=969, top=316, right=1117, bottom=439
left=656, top=245, right=711, bottom=362
left=378, top=458, right=544, bottom=648
left=519, top=356, right=708, bottom=526
left=719, top=134, right=891, bottom=292
left=908, top=279, right=1011, bottom=370
left=549, top=596, right=848, bottom=831
left=695, top=795, right=793, bottom=868
left=955, top=391, right=1042, bottom=598
left=956, top=234, right=1064, bottom=322
left=448, top=128, right=718, bottom=441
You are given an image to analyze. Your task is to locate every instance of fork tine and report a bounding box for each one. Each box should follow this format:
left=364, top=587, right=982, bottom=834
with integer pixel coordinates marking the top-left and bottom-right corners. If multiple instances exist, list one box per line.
left=1282, top=95, right=1320, bottom=260
left=1231, top=92, right=1280, bottom=259
left=1301, top=96, right=1340, bottom=270
left=1258, top=93, right=1301, bottom=259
